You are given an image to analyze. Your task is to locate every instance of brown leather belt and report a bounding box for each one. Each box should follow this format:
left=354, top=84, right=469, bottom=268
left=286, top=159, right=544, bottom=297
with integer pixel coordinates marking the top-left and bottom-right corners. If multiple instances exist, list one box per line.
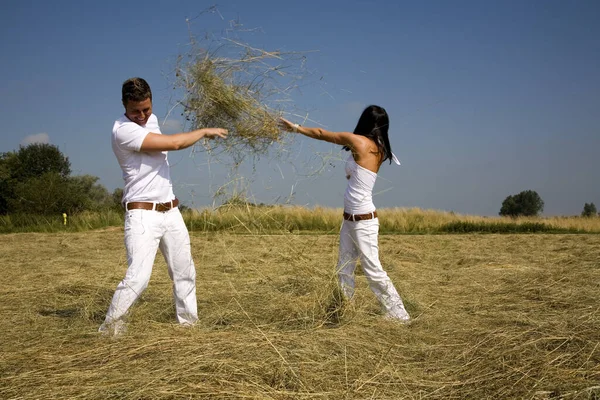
left=343, top=210, right=377, bottom=221
left=126, top=198, right=179, bottom=212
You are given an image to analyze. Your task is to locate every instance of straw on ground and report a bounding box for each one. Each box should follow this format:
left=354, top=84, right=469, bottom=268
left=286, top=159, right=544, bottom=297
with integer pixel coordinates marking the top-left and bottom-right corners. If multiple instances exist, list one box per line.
left=0, top=231, right=598, bottom=398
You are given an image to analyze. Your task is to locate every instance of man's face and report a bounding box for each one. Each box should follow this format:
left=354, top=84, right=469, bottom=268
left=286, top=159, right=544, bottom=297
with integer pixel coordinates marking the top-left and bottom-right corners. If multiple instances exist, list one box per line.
left=124, top=98, right=152, bottom=126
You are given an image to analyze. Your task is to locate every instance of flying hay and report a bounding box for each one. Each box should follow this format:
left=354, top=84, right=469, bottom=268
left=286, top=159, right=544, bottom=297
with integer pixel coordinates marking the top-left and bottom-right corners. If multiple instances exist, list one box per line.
left=174, top=25, right=312, bottom=164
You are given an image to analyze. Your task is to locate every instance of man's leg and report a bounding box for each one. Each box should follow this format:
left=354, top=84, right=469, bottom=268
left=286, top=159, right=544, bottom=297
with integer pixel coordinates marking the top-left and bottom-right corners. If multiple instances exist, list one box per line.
left=336, top=220, right=359, bottom=299
left=101, top=210, right=160, bottom=330
left=354, top=218, right=410, bottom=321
left=160, top=208, right=198, bottom=325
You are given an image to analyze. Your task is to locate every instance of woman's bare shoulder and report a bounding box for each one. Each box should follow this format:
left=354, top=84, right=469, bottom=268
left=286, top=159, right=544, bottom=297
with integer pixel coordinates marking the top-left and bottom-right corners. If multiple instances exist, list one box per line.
left=351, top=135, right=378, bottom=155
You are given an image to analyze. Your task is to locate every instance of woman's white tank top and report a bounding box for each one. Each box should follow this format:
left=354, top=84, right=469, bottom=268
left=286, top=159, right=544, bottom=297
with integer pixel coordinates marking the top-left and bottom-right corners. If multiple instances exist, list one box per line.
left=344, top=155, right=377, bottom=214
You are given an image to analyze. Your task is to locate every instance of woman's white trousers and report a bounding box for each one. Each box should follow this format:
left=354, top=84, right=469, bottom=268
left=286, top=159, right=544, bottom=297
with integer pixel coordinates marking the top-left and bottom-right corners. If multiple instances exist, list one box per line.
left=336, top=218, right=410, bottom=320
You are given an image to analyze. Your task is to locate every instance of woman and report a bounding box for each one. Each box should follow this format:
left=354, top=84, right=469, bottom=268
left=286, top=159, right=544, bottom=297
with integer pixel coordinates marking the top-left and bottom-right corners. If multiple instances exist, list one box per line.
left=279, top=105, right=410, bottom=323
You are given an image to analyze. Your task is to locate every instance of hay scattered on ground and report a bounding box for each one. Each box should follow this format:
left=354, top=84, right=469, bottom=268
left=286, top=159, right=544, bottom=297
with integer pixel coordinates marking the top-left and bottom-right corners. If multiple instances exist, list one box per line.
left=1, top=231, right=598, bottom=399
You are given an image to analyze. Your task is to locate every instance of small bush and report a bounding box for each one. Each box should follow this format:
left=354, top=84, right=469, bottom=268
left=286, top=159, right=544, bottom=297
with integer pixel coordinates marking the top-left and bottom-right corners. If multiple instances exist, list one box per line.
left=440, top=221, right=577, bottom=234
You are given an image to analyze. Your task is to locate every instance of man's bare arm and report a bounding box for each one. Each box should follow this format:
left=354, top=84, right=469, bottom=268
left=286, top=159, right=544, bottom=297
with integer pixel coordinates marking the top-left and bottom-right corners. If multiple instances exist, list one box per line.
left=140, top=128, right=228, bottom=151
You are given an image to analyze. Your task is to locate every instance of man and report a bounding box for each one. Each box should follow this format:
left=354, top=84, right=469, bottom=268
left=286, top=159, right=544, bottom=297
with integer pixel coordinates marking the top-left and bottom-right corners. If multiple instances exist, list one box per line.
left=100, top=77, right=227, bottom=335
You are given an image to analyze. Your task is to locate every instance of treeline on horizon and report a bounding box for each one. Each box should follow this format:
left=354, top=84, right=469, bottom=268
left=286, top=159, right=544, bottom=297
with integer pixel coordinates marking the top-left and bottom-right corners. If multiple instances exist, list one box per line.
left=2, top=206, right=600, bottom=235
left=1, top=143, right=599, bottom=234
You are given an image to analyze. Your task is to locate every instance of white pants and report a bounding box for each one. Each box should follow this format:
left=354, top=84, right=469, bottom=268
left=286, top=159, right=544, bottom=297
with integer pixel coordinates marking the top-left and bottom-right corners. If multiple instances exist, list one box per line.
left=336, top=218, right=410, bottom=319
left=103, top=207, right=198, bottom=326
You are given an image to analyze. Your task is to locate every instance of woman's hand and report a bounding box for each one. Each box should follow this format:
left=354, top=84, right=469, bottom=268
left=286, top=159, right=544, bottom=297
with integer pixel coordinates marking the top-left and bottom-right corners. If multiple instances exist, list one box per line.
left=278, top=118, right=299, bottom=133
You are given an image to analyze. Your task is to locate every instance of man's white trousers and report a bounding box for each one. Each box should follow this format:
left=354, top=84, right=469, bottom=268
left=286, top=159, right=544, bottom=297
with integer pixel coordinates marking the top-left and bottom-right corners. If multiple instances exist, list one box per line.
left=336, top=218, right=410, bottom=320
left=103, top=207, right=198, bottom=326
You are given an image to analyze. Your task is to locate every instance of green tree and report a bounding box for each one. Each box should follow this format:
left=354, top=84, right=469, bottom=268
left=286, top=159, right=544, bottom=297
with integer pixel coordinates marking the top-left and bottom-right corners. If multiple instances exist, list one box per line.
left=10, top=143, right=71, bottom=182
left=499, top=190, right=544, bottom=217
left=9, top=173, right=115, bottom=215
left=68, top=175, right=114, bottom=211
left=581, top=202, right=597, bottom=217
left=112, top=188, right=124, bottom=210
left=9, top=172, right=72, bottom=214
left=0, top=144, right=72, bottom=214
left=0, top=155, right=13, bottom=214
left=1, top=144, right=118, bottom=214
left=499, top=195, right=518, bottom=217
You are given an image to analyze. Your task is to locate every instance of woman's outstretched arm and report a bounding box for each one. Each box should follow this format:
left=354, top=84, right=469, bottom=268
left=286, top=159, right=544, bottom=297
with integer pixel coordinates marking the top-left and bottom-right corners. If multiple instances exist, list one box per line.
left=279, top=118, right=359, bottom=148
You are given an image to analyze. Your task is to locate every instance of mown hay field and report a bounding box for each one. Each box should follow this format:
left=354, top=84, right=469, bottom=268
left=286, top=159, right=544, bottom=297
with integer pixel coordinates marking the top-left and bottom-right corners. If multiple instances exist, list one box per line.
left=0, top=230, right=598, bottom=399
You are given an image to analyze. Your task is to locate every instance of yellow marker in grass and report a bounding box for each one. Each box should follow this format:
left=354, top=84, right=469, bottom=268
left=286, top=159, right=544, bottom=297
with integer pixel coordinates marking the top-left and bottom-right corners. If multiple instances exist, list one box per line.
left=62, top=213, right=67, bottom=225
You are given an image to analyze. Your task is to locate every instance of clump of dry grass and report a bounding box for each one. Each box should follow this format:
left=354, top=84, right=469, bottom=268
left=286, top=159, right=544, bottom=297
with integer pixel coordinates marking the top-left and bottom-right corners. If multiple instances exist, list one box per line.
left=173, top=15, right=312, bottom=164
left=176, top=55, right=282, bottom=160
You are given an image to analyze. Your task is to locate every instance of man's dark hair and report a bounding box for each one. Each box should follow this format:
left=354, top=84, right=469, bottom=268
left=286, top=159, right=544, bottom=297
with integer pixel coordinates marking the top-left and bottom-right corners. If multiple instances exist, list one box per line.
left=122, top=77, right=152, bottom=105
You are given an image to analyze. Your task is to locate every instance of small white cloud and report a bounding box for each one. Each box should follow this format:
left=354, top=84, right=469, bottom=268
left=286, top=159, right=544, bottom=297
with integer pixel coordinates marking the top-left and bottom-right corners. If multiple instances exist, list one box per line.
left=21, top=133, right=50, bottom=146
left=159, top=119, right=183, bottom=133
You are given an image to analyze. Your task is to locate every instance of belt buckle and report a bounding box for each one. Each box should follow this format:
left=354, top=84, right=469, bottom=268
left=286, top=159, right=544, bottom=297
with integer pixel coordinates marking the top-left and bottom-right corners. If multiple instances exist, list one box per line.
left=158, top=200, right=174, bottom=212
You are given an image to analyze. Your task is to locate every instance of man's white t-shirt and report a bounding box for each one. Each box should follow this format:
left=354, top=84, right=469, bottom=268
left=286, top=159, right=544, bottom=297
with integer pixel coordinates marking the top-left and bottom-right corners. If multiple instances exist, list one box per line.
left=111, top=114, right=175, bottom=204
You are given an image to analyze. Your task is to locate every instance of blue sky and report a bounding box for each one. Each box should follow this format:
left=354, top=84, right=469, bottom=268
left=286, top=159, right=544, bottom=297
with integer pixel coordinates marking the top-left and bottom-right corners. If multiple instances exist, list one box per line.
left=1, top=0, right=598, bottom=216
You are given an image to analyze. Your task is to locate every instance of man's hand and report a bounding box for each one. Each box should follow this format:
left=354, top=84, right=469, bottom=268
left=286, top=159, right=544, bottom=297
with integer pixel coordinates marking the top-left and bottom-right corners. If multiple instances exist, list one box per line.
left=200, top=128, right=228, bottom=139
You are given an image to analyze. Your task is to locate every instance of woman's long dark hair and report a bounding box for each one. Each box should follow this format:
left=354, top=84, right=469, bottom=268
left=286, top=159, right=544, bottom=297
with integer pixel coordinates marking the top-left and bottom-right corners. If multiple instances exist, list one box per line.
left=343, top=105, right=393, bottom=164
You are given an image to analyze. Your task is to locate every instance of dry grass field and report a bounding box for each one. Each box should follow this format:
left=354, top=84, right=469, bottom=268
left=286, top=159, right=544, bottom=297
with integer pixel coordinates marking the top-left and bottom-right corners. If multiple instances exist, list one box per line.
left=0, top=229, right=598, bottom=399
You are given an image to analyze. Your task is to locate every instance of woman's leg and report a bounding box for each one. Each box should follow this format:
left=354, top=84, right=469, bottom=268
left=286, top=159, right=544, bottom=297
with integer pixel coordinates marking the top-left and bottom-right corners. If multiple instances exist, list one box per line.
left=354, top=218, right=410, bottom=320
left=336, top=220, right=359, bottom=299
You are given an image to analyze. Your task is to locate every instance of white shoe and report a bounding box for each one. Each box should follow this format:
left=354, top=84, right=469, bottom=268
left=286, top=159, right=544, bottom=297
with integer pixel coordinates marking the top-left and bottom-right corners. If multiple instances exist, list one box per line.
left=98, top=320, right=127, bottom=337
left=384, top=313, right=411, bottom=325
left=384, top=308, right=411, bottom=324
